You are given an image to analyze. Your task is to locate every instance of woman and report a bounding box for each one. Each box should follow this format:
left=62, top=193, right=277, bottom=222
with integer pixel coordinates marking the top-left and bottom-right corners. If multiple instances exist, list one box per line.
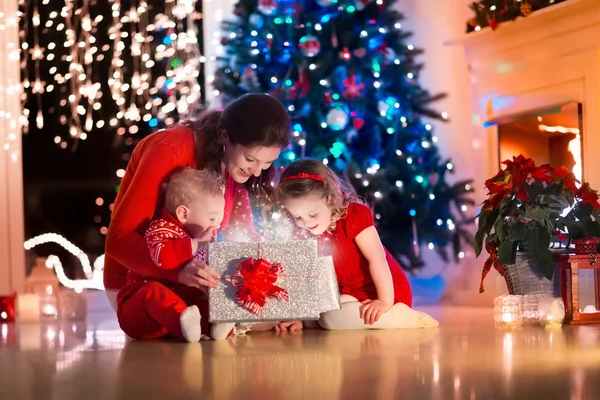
left=104, top=94, right=291, bottom=336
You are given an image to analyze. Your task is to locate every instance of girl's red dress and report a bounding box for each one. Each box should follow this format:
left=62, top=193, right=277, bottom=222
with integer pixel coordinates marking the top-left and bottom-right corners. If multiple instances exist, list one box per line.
left=316, top=202, right=412, bottom=307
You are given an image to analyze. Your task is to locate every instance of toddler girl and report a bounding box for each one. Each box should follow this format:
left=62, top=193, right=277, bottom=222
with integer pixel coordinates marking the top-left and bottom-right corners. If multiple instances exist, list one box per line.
left=277, top=159, right=438, bottom=330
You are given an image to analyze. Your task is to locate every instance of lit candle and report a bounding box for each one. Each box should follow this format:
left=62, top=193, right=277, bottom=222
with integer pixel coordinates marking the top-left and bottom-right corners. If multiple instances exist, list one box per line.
left=538, top=297, right=565, bottom=328
left=16, top=293, right=40, bottom=323
left=494, top=295, right=523, bottom=329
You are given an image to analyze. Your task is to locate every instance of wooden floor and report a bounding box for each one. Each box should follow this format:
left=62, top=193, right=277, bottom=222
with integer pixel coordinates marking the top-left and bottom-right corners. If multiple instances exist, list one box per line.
left=2, top=292, right=600, bottom=399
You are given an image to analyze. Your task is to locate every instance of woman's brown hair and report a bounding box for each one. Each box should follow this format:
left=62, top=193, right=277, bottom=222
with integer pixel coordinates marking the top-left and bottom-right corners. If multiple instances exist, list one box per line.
left=277, top=159, right=360, bottom=231
left=183, top=93, right=291, bottom=203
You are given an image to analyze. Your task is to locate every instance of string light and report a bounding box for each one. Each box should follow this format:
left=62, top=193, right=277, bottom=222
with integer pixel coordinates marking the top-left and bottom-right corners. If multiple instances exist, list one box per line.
left=1, top=4, right=21, bottom=160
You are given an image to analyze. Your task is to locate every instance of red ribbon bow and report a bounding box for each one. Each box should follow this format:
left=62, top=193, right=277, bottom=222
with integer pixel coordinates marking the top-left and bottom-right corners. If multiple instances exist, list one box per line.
left=231, top=258, right=289, bottom=315
left=479, top=241, right=510, bottom=293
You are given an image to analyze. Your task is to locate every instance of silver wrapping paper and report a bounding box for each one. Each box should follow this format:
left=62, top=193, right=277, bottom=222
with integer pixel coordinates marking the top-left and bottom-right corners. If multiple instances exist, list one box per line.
left=208, top=240, right=340, bottom=323
left=314, top=256, right=341, bottom=315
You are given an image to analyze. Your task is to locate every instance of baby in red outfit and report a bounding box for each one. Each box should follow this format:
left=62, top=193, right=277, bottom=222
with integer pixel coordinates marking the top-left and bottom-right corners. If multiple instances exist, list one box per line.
left=117, top=167, right=235, bottom=341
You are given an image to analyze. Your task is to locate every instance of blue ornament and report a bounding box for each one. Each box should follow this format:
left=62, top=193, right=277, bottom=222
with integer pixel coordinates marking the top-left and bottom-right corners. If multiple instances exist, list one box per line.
left=326, top=104, right=349, bottom=131
left=249, top=13, right=264, bottom=28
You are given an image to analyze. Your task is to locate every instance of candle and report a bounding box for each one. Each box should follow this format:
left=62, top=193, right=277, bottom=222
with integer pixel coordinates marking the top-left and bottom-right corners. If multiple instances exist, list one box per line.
left=16, top=293, right=40, bottom=323
left=39, top=294, right=58, bottom=320
left=494, top=295, right=523, bottom=329
left=538, top=297, right=565, bottom=328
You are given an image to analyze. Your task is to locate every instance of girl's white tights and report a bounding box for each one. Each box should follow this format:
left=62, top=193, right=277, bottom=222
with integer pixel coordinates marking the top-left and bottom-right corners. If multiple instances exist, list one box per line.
left=317, top=295, right=439, bottom=330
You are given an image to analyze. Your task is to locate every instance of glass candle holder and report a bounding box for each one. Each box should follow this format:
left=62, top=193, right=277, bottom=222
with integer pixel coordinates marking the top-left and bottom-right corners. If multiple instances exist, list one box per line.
left=39, top=294, right=58, bottom=320
left=538, top=297, right=565, bottom=328
left=522, top=294, right=548, bottom=326
left=494, top=295, right=523, bottom=329
left=58, top=290, right=87, bottom=321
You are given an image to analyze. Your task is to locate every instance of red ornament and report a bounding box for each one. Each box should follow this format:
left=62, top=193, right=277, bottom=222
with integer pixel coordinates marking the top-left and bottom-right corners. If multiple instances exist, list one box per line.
left=340, top=47, right=351, bottom=61
left=353, top=118, right=365, bottom=130
left=230, top=258, right=289, bottom=315
left=0, top=294, right=16, bottom=322
left=290, top=71, right=309, bottom=100
left=342, top=74, right=365, bottom=101
left=489, top=18, right=498, bottom=30
left=324, top=92, right=333, bottom=103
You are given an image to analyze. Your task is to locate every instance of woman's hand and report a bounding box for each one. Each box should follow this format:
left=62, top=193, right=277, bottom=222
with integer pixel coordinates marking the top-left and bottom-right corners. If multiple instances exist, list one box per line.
left=274, top=321, right=303, bottom=332
left=360, top=299, right=391, bottom=325
left=177, top=258, right=221, bottom=293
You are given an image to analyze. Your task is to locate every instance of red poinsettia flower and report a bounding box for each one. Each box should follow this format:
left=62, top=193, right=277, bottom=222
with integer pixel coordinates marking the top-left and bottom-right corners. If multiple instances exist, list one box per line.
left=516, top=184, right=530, bottom=202
left=552, top=166, right=569, bottom=179
left=532, top=164, right=554, bottom=184
left=577, top=182, right=600, bottom=209
left=564, top=171, right=580, bottom=195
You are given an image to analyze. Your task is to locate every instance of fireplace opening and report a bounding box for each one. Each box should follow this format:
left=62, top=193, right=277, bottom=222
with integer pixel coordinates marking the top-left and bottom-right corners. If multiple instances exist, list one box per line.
left=495, top=102, right=583, bottom=182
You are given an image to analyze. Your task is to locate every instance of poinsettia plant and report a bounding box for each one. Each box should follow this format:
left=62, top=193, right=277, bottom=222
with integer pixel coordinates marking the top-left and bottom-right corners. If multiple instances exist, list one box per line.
left=475, top=155, right=600, bottom=282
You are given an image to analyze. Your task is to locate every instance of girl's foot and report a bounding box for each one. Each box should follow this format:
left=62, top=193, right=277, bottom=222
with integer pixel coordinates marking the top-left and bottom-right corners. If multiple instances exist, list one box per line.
left=180, top=305, right=202, bottom=342
left=211, top=323, right=236, bottom=340
left=418, top=312, right=439, bottom=328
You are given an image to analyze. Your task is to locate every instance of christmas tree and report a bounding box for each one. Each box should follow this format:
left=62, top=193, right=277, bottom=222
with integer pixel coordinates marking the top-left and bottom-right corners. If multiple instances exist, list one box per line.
left=214, top=0, right=473, bottom=271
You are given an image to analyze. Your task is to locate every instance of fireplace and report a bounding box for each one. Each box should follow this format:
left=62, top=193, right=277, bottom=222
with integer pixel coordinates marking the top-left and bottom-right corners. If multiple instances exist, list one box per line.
left=491, top=102, right=583, bottom=181
left=446, top=0, right=600, bottom=305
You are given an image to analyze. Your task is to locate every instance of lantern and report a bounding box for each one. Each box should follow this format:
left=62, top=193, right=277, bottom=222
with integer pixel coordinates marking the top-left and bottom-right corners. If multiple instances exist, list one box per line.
left=557, top=252, right=600, bottom=324
left=25, top=257, right=60, bottom=320
left=0, top=294, right=16, bottom=322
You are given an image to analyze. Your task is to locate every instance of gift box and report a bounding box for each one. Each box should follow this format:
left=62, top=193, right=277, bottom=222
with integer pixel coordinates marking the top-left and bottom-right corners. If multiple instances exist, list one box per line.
left=208, top=240, right=340, bottom=323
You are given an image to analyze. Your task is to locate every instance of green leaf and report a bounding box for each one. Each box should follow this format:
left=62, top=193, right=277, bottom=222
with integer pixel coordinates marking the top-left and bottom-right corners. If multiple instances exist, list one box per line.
left=498, top=240, right=517, bottom=265
left=524, top=205, right=549, bottom=221
left=585, top=220, right=600, bottom=238
left=524, top=229, right=554, bottom=280
left=573, top=203, right=593, bottom=224
left=494, top=217, right=506, bottom=242
left=507, top=223, right=526, bottom=241
left=474, top=229, right=485, bottom=257
left=537, top=249, right=556, bottom=280
left=525, top=181, right=544, bottom=200
left=561, top=217, right=586, bottom=238
left=539, top=195, right=571, bottom=211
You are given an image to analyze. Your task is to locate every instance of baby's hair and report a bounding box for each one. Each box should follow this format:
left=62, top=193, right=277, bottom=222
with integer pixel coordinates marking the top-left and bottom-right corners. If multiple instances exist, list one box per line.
left=277, top=159, right=360, bottom=230
left=164, top=167, right=224, bottom=214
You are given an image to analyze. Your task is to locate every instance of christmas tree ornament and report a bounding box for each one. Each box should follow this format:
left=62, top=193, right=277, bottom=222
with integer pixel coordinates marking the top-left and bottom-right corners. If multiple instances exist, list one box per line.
left=316, top=0, right=335, bottom=6
left=249, top=13, right=264, bottom=28
left=352, top=118, right=365, bottom=130
left=299, top=35, right=321, bottom=57
left=489, top=18, right=498, bottom=30
left=257, top=0, right=278, bottom=16
left=520, top=2, right=532, bottom=16
left=342, top=74, right=365, bottom=101
left=355, top=0, right=372, bottom=11
left=326, top=104, right=350, bottom=131
left=353, top=48, right=367, bottom=58
left=340, top=47, right=351, bottom=61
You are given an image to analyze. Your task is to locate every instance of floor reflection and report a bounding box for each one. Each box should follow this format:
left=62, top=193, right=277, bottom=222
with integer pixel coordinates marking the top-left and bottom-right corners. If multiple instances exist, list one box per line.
left=2, top=305, right=600, bottom=399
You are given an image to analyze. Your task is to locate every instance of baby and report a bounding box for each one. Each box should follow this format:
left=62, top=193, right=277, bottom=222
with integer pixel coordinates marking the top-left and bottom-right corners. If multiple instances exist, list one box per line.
left=141, top=167, right=234, bottom=341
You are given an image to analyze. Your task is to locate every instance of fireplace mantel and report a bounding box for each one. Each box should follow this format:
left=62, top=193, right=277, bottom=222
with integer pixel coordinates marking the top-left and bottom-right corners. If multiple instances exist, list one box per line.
left=446, top=0, right=600, bottom=304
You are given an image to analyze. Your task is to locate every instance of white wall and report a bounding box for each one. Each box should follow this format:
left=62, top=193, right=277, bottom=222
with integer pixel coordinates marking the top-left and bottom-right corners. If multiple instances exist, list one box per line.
left=394, top=0, right=485, bottom=301
left=0, top=0, right=25, bottom=295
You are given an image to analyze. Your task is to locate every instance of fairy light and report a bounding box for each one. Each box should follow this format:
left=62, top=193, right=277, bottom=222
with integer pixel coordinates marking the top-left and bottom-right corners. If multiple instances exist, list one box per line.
left=2, top=3, right=22, bottom=160
left=153, top=0, right=203, bottom=121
